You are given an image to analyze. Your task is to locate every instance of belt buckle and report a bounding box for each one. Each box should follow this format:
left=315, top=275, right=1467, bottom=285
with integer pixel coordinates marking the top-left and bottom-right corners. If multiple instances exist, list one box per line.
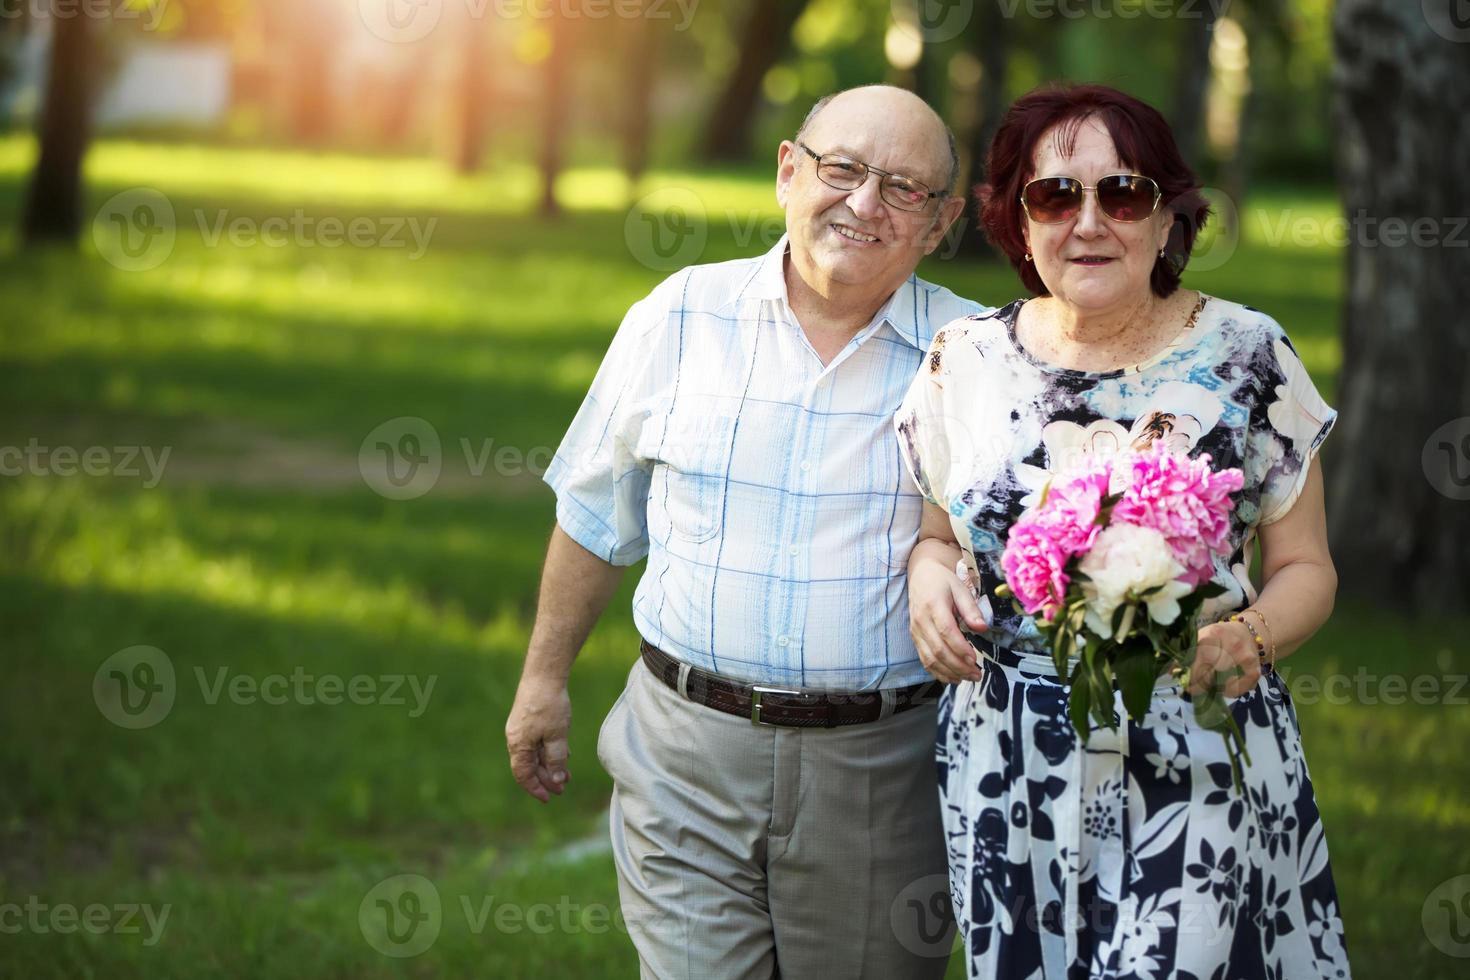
left=750, top=685, right=806, bottom=726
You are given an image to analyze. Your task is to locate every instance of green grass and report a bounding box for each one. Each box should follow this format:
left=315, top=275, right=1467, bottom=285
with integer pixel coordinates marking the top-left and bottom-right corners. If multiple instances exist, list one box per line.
left=0, top=135, right=1463, bottom=978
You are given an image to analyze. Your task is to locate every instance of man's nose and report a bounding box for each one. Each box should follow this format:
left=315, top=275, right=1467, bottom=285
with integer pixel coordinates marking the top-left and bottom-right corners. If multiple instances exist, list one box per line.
left=846, top=173, right=886, bottom=221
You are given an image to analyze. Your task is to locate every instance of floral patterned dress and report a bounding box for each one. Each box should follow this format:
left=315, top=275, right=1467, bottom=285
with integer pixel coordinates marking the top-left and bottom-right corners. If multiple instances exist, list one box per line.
left=894, top=295, right=1350, bottom=979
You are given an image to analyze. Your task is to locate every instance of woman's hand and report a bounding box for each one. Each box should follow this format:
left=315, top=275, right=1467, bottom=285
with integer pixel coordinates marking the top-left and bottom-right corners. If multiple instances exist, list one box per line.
left=909, top=541, right=987, bottom=684
left=1190, top=619, right=1263, bottom=699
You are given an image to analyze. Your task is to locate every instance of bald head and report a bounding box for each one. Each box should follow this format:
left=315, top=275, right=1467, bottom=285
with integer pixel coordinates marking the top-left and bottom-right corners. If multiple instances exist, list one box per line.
left=795, top=85, right=958, bottom=192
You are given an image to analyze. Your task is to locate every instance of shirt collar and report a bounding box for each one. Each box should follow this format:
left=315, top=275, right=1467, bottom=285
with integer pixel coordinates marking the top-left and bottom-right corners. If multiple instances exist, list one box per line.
left=736, top=234, right=932, bottom=351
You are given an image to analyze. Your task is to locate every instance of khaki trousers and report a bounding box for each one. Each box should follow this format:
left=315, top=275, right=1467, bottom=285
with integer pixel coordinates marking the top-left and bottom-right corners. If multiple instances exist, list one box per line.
left=596, top=656, right=954, bottom=979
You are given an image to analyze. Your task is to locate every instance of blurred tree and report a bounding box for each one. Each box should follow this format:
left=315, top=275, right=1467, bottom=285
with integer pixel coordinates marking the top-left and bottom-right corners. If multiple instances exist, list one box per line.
left=448, top=7, right=490, bottom=173
left=1327, top=0, right=1470, bottom=614
left=956, top=1, right=1009, bottom=259
left=1169, top=0, right=1220, bottom=168
left=285, top=0, right=342, bottom=144
left=380, top=43, right=434, bottom=147
left=539, top=14, right=574, bottom=216
left=700, top=0, right=812, bottom=161
left=21, top=14, right=99, bottom=245
left=622, top=5, right=660, bottom=190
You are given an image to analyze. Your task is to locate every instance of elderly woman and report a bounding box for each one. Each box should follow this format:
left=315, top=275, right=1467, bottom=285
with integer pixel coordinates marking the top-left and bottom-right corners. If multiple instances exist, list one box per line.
left=897, top=84, right=1351, bottom=979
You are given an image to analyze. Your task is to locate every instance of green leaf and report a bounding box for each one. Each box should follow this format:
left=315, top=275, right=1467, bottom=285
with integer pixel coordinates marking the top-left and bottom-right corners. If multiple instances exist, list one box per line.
left=1111, top=602, right=1131, bottom=637
left=1068, top=662, right=1092, bottom=739
left=1115, top=641, right=1158, bottom=721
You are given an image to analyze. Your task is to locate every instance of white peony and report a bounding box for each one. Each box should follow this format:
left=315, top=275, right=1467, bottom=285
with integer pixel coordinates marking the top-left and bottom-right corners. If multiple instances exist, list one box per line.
left=1077, top=523, right=1192, bottom=639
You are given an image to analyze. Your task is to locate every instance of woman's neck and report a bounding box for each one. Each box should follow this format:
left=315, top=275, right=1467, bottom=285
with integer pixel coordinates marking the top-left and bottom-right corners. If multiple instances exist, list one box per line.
left=1037, top=293, right=1159, bottom=350
left=1020, top=290, right=1198, bottom=373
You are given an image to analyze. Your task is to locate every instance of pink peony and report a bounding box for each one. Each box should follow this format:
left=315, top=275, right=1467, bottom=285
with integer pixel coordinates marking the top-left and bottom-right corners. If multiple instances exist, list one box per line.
left=1000, top=520, right=1071, bottom=620
left=1000, top=458, right=1113, bottom=620
left=1034, top=460, right=1111, bottom=555
left=1109, top=445, right=1244, bottom=587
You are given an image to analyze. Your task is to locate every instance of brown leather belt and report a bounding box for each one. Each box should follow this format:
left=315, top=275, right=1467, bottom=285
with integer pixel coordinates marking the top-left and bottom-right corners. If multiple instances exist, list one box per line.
left=639, top=639, right=943, bottom=729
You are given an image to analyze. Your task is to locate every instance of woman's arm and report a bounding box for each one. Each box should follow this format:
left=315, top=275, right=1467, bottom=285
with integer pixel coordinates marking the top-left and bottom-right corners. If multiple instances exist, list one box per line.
left=909, top=501, right=987, bottom=683
left=1192, top=457, right=1336, bottom=697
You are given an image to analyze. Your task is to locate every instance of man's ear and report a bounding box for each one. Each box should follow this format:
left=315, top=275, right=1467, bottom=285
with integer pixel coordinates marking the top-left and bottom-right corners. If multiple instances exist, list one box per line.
left=776, top=141, right=797, bottom=209
left=921, top=194, right=968, bottom=255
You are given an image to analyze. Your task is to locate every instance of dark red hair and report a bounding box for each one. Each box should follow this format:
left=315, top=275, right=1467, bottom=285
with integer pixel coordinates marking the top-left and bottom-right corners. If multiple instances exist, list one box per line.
left=977, top=83, right=1210, bottom=298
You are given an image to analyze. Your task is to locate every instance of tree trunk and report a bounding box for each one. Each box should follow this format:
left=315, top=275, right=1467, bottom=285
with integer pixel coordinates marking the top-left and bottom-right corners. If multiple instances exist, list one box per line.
left=22, top=13, right=98, bottom=245
left=538, top=15, right=573, bottom=217
left=449, top=14, right=489, bottom=173
left=291, top=40, right=333, bottom=144
left=622, top=6, right=658, bottom=191
left=1326, top=0, right=1470, bottom=615
left=956, top=2, right=1007, bottom=258
left=1169, top=0, right=1220, bottom=170
left=698, top=0, right=809, bottom=162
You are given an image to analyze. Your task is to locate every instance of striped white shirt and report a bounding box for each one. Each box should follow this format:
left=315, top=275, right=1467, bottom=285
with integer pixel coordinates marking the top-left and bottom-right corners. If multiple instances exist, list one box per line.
left=545, top=236, right=986, bottom=690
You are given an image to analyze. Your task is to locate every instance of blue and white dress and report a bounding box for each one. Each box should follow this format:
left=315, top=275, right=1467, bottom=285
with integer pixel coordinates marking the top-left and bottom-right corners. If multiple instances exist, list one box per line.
left=895, top=295, right=1351, bottom=979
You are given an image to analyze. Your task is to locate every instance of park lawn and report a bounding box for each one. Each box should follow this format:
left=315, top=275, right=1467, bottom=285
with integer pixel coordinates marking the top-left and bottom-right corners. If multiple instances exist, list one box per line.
left=0, top=136, right=1464, bottom=978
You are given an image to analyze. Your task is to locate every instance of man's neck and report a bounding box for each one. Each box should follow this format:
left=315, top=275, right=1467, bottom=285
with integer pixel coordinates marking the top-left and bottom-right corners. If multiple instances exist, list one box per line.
left=783, top=251, right=903, bottom=347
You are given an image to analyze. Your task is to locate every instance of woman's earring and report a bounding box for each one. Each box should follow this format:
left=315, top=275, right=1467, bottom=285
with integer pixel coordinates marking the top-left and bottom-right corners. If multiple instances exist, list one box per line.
left=1024, top=251, right=1033, bottom=262
left=1158, top=246, right=1166, bottom=257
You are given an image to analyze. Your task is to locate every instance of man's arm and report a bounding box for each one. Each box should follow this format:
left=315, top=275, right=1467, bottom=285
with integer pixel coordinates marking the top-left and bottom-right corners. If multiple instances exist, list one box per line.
left=505, top=523, right=626, bottom=803
left=909, top=501, right=987, bottom=684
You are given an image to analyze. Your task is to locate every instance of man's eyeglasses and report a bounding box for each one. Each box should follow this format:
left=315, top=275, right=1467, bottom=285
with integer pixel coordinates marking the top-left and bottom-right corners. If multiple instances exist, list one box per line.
left=796, top=142, right=945, bottom=213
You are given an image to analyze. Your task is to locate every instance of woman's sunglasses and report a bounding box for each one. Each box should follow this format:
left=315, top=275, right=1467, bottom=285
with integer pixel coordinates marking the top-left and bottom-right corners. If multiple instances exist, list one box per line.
left=1020, top=174, right=1161, bottom=224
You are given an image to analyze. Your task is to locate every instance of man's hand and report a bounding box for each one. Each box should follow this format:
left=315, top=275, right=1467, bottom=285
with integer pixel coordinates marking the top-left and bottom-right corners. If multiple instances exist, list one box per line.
left=909, top=547, right=987, bottom=684
left=507, top=523, right=625, bottom=803
left=506, top=674, right=573, bottom=803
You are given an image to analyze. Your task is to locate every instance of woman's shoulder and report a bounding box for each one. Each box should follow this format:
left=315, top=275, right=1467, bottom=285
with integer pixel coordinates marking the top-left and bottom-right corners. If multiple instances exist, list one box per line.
left=929, top=300, right=1026, bottom=358
left=1200, top=295, right=1297, bottom=349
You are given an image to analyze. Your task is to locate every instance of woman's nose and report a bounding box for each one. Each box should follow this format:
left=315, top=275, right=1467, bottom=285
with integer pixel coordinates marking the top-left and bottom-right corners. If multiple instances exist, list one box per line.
left=1072, top=188, right=1107, bottom=237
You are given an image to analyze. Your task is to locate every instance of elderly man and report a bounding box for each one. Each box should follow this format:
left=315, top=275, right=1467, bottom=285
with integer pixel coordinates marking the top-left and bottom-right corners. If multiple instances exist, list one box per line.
left=505, top=85, right=983, bottom=978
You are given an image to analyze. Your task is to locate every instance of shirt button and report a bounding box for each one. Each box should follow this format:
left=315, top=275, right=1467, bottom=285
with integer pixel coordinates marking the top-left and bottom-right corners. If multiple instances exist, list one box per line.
left=777, top=635, right=789, bottom=647
left=800, top=460, right=812, bottom=472
left=788, top=545, right=799, bottom=557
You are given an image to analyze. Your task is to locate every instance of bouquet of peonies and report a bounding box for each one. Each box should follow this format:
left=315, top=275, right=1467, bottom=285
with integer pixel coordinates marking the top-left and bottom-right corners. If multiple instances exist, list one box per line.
left=996, top=444, right=1250, bottom=786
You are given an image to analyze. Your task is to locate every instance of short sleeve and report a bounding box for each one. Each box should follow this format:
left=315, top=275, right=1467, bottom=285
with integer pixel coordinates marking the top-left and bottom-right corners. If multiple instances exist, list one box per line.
left=894, top=324, right=962, bottom=511
left=542, top=280, right=677, bottom=565
left=1250, top=324, right=1337, bottom=525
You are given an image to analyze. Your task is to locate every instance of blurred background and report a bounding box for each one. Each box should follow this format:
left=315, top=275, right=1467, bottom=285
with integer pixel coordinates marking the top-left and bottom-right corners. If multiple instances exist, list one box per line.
left=1, top=0, right=1467, bottom=976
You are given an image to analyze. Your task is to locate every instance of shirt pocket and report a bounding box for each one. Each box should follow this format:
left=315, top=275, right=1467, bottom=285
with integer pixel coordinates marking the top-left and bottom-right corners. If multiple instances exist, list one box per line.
left=644, top=410, right=738, bottom=544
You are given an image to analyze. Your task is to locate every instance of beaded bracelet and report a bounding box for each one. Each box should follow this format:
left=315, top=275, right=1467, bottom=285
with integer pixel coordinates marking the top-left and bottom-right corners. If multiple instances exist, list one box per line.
left=1244, top=607, right=1277, bottom=663
left=1228, top=612, right=1273, bottom=673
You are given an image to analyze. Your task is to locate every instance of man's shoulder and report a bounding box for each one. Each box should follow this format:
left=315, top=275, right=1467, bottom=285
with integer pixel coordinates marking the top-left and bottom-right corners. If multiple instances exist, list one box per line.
left=907, top=273, right=996, bottom=347
left=630, top=252, right=771, bottom=320
left=911, top=275, right=989, bottom=318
